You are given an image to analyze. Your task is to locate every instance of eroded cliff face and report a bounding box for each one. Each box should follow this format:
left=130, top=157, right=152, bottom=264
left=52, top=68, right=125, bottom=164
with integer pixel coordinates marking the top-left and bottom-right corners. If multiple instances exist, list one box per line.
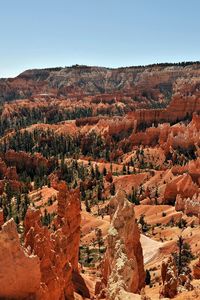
left=1, top=63, right=200, bottom=106
left=4, top=150, right=49, bottom=172
left=55, top=181, right=81, bottom=271
left=128, top=94, right=200, bottom=128
left=98, top=190, right=145, bottom=300
left=0, top=218, right=41, bottom=299
left=164, top=174, right=199, bottom=204
left=24, top=181, right=81, bottom=300
left=0, top=181, right=81, bottom=300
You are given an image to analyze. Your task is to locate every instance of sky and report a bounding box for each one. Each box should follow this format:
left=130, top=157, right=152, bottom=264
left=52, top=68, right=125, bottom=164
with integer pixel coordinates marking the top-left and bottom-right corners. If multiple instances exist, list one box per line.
left=1, top=0, right=200, bottom=77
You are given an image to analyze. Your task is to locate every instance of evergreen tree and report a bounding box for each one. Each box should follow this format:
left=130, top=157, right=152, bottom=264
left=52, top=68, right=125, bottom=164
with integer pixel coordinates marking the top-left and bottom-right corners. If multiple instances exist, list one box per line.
left=110, top=183, right=116, bottom=196
left=103, top=166, right=107, bottom=176
left=122, top=164, right=127, bottom=175
left=95, top=228, right=104, bottom=253
left=97, top=185, right=102, bottom=201
left=42, top=209, right=51, bottom=226
left=80, top=183, right=86, bottom=200
left=138, top=214, right=149, bottom=232
left=145, top=269, right=151, bottom=285
left=95, top=164, right=101, bottom=180
left=85, top=198, right=91, bottom=213
left=172, top=236, right=194, bottom=275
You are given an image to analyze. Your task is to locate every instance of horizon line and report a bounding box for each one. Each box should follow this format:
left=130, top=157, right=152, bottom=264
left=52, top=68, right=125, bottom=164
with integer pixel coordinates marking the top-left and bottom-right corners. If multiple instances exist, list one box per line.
left=1, top=60, right=200, bottom=79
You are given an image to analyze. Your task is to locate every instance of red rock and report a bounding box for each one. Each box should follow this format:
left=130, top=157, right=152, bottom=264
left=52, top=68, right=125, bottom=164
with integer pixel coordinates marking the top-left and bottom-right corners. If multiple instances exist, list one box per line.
left=4, top=150, right=48, bottom=174
left=0, top=218, right=41, bottom=299
left=171, top=158, right=200, bottom=184
left=24, top=181, right=81, bottom=300
left=160, top=256, right=193, bottom=298
left=127, top=91, right=200, bottom=128
left=160, top=256, right=178, bottom=298
left=193, top=258, right=200, bottom=279
left=175, top=193, right=200, bottom=216
left=56, top=181, right=81, bottom=270
left=1, top=63, right=200, bottom=105
left=98, top=190, right=145, bottom=299
left=164, top=174, right=199, bottom=204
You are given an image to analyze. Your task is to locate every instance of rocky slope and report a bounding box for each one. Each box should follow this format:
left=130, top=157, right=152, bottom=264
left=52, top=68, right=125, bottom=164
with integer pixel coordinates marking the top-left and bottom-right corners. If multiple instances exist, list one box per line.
left=0, top=63, right=200, bottom=105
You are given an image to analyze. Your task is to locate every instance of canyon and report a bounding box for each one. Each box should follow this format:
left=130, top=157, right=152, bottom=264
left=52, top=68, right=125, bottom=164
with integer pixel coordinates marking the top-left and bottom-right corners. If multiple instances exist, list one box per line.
left=0, top=62, right=200, bottom=299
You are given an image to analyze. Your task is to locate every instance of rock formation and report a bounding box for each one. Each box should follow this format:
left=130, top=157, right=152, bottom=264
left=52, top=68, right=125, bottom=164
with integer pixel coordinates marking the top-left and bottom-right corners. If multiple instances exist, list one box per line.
left=1, top=63, right=200, bottom=104
left=128, top=93, right=200, bottom=128
left=56, top=181, right=81, bottom=271
left=175, top=193, right=200, bottom=216
left=24, top=181, right=81, bottom=300
left=1, top=63, right=200, bottom=300
left=98, top=190, right=145, bottom=299
left=4, top=150, right=49, bottom=173
left=164, top=174, right=199, bottom=204
left=160, top=256, right=193, bottom=298
left=160, top=256, right=179, bottom=298
left=193, top=258, right=200, bottom=279
left=0, top=181, right=82, bottom=300
left=0, top=218, right=41, bottom=299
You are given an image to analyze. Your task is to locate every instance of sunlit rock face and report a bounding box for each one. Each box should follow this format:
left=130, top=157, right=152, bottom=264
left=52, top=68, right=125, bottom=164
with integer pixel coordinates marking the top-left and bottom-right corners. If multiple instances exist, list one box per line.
left=1, top=64, right=200, bottom=107
left=24, top=181, right=81, bottom=300
left=0, top=218, right=41, bottom=299
left=98, top=190, right=145, bottom=300
left=164, top=173, right=199, bottom=204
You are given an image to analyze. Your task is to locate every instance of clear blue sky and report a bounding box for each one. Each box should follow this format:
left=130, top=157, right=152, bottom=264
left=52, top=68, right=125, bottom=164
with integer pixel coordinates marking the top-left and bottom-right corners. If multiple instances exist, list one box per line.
left=1, top=0, right=200, bottom=77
